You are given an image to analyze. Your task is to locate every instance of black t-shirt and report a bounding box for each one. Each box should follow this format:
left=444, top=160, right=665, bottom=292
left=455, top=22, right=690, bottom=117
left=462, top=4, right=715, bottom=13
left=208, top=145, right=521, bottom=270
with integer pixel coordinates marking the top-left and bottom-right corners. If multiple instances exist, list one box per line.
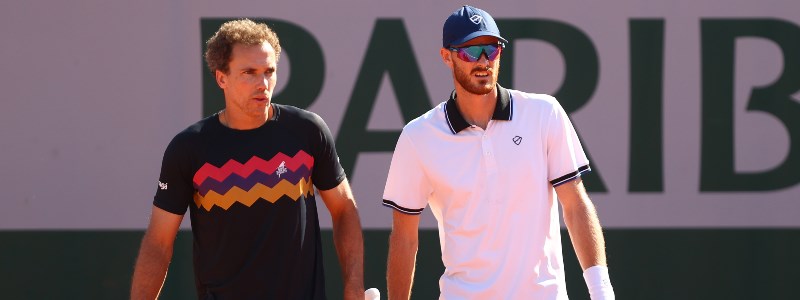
left=154, top=104, right=345, bottom=299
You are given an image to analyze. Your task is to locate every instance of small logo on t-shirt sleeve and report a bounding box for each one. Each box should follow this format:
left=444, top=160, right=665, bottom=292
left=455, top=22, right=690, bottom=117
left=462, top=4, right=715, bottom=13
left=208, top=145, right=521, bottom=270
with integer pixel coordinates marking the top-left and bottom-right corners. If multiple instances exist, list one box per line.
left=158, top=181, right=168, bottom=190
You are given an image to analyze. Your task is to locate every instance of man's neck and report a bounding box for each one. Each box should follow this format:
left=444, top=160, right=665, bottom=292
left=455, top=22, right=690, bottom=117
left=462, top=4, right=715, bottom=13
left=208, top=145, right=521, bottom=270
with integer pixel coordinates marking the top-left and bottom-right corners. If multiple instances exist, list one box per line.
left=453, top=86, right=497, bottom=130
left=221, top=104, right=272, bottom=130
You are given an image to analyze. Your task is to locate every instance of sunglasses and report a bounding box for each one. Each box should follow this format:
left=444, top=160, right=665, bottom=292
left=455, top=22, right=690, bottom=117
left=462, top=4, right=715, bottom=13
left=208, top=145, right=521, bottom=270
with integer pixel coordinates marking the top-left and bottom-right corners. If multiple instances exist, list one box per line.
left=449, top=43, right=504, bottom=62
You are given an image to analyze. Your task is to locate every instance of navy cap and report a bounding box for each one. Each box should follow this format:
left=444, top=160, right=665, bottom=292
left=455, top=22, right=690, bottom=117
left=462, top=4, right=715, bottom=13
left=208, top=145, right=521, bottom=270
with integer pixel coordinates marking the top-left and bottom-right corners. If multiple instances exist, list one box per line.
left=443, top=5, right=507, bottom=48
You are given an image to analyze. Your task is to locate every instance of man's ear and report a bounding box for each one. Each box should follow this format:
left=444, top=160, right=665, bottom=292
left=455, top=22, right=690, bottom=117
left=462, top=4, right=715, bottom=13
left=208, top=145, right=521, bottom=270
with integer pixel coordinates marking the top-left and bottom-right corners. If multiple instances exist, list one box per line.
left=215, top=70, right=227, bottom=89
left=440, top=48, right=453, bottom=69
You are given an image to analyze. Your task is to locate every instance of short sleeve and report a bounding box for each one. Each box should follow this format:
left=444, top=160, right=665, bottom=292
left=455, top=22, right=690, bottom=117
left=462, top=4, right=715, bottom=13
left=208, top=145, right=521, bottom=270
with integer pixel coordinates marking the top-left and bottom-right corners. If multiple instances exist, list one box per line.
left=382, top=130, right=431, bottom=215
left=308, top=113, right=346, bottom=191
left=153, top=134, right=194, bottom=215
left=546, top=100, right=591, bottom=187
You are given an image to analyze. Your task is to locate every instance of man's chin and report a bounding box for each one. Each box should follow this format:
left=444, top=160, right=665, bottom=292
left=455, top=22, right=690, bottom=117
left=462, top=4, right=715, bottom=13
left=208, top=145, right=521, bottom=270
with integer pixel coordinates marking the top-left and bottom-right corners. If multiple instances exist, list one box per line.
left=464, top=83, right=495, bottom=95
left=244, top=108, right=269, bottom=117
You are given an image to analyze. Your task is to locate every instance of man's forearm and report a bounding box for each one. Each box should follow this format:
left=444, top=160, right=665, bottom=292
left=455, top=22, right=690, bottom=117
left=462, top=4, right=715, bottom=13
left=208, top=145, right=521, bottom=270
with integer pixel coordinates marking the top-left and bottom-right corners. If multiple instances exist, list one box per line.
left=387, top=229, right=418, bottom=300
left=130, top=237, right=173, bottom=300
left=331, top=206, right=365, bottom=299
left=563, top=199, right=607, bottom=270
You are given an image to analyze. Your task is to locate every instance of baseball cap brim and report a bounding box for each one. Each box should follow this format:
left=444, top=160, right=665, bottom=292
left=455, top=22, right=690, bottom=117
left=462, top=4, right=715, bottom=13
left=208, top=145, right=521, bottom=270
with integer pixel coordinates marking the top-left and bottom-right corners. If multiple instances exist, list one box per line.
left=448, top=31, right=508, bottom=48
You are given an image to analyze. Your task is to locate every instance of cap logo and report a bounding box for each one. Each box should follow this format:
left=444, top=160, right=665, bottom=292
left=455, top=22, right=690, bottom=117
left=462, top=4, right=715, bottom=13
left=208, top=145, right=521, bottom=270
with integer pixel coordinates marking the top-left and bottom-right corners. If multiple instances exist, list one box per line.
left=469, top=15, right=483, bottom=24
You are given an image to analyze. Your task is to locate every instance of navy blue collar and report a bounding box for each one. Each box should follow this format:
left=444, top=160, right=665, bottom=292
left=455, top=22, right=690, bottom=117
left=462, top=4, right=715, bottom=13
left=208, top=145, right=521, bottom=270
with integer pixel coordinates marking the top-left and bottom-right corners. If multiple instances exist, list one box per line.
left=269, top=103, right=280, bottom=121
left=444, top=84, right=512, bottom=134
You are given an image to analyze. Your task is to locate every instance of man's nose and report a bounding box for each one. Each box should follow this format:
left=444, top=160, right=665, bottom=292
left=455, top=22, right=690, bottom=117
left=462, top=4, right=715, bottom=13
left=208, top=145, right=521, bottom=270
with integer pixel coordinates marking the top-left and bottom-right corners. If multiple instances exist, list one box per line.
left=477, top=52, right=491, bottom=64
left=256, top=74, right=268, bottom=90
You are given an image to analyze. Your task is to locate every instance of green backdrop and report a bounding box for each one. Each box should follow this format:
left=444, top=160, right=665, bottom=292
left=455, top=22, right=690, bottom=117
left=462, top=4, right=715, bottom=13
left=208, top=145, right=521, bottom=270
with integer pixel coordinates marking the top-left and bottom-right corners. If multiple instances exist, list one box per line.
left=2, top=229, right=799, bottom=299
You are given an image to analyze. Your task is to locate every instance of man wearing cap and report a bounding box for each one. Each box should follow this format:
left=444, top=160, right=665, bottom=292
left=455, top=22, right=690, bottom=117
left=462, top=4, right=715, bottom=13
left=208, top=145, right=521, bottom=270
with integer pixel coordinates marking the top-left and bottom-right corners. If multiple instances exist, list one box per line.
left=384, top=5, right=615, bottom=300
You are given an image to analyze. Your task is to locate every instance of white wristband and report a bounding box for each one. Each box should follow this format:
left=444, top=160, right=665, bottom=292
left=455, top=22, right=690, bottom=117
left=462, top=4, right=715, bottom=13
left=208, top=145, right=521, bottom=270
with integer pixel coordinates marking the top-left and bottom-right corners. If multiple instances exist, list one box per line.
left=583, top=265, right=615, bottom=300
left=364, top=288, right=380, bottom=300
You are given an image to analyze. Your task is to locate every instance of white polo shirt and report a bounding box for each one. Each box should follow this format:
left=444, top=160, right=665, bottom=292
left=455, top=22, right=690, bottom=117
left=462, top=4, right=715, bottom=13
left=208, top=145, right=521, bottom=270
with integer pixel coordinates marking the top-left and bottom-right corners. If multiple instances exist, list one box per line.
left=383, top=85, right=590, bottom=299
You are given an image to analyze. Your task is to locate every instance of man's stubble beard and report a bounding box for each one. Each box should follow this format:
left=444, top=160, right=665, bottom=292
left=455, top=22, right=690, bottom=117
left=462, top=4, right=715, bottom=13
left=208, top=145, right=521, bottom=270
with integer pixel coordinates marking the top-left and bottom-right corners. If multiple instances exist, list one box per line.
left=453, top=64, right=498, bottom=96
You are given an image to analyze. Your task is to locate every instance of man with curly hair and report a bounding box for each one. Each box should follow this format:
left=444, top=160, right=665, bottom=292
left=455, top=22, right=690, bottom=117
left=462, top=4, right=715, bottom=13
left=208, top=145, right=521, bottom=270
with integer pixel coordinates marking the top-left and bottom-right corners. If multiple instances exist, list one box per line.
left=131, top=19, right=364, bottom=300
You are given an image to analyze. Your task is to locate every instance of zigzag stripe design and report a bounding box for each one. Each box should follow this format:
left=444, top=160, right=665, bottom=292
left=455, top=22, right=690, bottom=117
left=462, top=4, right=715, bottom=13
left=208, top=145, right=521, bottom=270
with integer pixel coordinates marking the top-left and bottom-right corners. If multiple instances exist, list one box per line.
left=192, top=151, right=314, bottom=186
left=195, top=165, right=312, bottom=196
left=193, top=178, right=313, bottom=211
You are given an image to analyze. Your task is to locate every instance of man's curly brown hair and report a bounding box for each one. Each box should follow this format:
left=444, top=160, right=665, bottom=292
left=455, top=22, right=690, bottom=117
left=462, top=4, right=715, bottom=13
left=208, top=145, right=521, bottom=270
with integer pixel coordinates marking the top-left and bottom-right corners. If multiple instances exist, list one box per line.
left=205, top=19, right=282, bottom=75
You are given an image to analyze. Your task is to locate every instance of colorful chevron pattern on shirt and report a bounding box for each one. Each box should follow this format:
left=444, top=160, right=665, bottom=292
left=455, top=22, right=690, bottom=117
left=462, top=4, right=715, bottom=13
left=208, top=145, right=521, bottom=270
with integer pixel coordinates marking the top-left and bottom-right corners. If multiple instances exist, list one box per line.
left=192, top=151, right=315, bottom=211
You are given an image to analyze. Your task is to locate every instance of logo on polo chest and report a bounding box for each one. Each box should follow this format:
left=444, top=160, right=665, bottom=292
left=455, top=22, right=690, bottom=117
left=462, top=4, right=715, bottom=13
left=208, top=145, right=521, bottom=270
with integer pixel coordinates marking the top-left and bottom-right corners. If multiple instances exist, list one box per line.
left=513, top=136, right=523, bottom=145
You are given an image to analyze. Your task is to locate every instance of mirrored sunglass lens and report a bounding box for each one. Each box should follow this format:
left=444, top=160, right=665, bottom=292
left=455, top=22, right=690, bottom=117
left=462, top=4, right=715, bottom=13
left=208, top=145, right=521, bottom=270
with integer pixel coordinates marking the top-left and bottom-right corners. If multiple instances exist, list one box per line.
left=485, top=45, right=501, bottom=60
left=463, top=46, right=485, bottom=61
left=457, top=45, right=500, bottom=62
left=456, top=50, right=477, bottom=62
